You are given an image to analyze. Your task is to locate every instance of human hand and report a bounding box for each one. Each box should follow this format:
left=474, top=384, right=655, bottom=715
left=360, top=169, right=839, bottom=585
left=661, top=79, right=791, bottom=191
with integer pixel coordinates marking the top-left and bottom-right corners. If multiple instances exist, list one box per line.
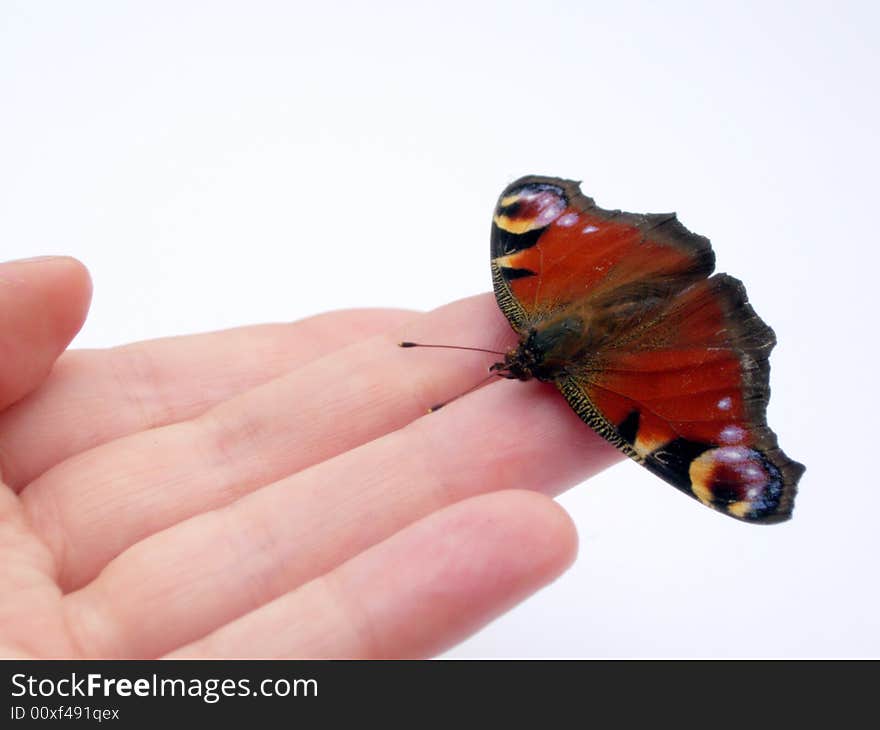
left=0, top=256, right=620, bottom=658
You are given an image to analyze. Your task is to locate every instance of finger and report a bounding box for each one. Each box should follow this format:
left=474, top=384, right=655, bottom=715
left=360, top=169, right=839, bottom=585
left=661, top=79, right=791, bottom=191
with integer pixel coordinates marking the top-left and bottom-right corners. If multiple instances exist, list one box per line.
left=167, top=491, right=577, bottom=659
left=178, top=491, right=576, bottom=658
left=0, top=308, right=415, bottom=489
left=0, top=257, right=91, bottom=413
left=61, top=376, right=618, bottom=658
left=24, top=294, right=515, bottom=589
left=0, top=479, right=77, bottom=658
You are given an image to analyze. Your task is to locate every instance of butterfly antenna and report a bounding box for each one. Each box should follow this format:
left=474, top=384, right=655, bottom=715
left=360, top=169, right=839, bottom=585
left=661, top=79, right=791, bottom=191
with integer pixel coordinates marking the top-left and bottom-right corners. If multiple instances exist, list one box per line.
left=398, top=342, right=507, bottom=412
left=398, top=341, right=506, bottom=356
left=426, top=372, right=499, bottom=413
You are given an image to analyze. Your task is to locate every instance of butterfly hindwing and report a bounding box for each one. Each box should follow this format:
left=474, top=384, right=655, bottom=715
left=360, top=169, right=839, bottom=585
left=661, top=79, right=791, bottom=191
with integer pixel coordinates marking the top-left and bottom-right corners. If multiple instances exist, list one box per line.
left=491, top=175, right=804, bottom=522
left=563, top=275, right=802, bottom=521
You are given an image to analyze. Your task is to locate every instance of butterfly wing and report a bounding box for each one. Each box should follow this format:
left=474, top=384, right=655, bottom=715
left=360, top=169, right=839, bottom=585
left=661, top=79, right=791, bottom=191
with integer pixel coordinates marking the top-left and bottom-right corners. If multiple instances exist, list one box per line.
left=491, top=176, right=715, bottom=332
left=491, top=175, right=804, bottom=522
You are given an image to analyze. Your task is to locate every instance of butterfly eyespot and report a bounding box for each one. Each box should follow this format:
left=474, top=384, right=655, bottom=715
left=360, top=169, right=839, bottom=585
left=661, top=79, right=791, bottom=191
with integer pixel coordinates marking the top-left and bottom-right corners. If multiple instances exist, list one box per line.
left=493, top=183, right=567, bottom=235
left=689, top=446, right=783, bottom=518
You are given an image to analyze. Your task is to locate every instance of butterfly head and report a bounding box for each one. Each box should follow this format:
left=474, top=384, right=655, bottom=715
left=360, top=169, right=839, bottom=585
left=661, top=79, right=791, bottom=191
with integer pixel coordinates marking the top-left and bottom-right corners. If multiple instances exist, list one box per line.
left=490, top=316, right=587, bottom=383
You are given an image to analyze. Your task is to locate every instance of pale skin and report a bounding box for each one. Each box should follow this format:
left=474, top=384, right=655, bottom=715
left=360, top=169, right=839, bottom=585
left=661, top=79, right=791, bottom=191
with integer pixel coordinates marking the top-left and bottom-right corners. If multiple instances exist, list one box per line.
left=0, top=257, right=621, bottom=658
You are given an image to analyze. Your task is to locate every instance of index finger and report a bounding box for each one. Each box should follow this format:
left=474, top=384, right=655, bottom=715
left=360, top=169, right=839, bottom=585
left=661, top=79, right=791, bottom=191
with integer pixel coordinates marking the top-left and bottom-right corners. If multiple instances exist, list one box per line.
left=0, top=307, right=415, bottom=489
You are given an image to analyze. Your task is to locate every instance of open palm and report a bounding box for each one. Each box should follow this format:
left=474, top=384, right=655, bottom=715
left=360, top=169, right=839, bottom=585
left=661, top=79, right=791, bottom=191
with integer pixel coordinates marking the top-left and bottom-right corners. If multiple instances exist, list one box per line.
left=0, top=257, right=619, bottom=658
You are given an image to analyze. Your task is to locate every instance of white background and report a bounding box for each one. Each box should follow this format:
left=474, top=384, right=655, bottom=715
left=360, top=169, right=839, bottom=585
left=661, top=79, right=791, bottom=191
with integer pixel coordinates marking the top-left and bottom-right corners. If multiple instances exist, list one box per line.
left=2, top=1, right=877, bottom=657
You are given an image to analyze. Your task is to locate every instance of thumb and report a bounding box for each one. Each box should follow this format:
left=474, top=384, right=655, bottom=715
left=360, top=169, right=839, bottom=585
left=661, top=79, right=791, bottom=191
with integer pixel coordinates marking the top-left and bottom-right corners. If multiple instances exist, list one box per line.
left=0, top=256, right=92, bottom=410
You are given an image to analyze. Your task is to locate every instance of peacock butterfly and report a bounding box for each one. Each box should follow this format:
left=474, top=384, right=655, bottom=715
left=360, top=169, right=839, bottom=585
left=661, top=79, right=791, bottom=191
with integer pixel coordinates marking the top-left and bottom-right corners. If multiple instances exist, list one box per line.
left=486, top=175, right=804, bottom=523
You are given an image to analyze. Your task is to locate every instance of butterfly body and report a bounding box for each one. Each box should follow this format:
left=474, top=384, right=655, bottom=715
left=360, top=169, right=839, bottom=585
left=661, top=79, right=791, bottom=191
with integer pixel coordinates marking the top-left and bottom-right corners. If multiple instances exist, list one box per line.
left=490, top=313, right=587, bottom=382
left=490, top=175, right=804, bottom=523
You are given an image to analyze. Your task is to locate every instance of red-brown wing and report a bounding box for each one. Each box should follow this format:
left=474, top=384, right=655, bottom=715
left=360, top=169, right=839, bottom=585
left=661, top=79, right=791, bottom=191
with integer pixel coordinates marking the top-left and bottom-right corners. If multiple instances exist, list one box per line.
left=490, top=176, right=714, bottom=331
left=563, top=274, right=803, bottom=522
left=490, top=176, right=803, bottom=522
